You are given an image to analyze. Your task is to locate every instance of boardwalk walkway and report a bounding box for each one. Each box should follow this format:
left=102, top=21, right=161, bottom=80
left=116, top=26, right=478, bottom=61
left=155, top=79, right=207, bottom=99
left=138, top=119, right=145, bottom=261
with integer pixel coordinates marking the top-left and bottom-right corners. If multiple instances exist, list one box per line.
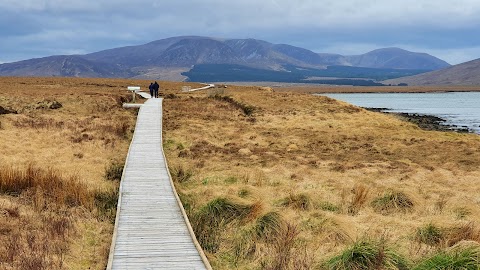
left=107, top=98, right=210, bottom=269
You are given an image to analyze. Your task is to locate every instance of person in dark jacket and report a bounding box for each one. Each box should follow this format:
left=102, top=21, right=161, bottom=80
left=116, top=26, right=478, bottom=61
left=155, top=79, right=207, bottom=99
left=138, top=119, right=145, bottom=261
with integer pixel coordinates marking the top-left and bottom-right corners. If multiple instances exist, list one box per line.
left=153, top=81, right=160, bottom=98
left=148, top=82, right=154, bottom=98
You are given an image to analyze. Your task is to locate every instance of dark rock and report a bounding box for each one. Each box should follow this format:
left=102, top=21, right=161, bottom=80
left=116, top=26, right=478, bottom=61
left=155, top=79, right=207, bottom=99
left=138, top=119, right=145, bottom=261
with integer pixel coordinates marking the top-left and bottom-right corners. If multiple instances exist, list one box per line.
left=48, top=100, right=62, bottom=109
left=364, top=107, right=391, bottom=112
left=0, top=106, right=17, bottom=114
left=365, top=107, right=472, bottom=133
left=35, top=100, right=63, bottom=110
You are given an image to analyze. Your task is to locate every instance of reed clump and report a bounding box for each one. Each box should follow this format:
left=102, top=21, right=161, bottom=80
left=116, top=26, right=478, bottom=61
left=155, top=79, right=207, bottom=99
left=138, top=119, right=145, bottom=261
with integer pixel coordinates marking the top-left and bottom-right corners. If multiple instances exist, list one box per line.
left=254, top=211, right=283, bottom=240
left=280, top=193, right=312, bottom=210
left=347, top=184, right=369, bottom=215
left=192, top=197, right=258, bottom=252
left=325, top=239, right=410, bottom=270
left=415, top=223, right=444, bottom=247
left=371, top=191, right=414, bottom=214
left=444, top=222, right=480, bottom=247
left=413, top=245, right=480, bottom=270
left=0, top=164, right=93, bottom=209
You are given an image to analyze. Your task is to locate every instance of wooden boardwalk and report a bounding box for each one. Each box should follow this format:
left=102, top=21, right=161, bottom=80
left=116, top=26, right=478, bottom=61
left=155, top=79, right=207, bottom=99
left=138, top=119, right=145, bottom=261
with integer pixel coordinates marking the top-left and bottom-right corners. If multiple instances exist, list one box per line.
left=107, top=98, right=210, bottom=269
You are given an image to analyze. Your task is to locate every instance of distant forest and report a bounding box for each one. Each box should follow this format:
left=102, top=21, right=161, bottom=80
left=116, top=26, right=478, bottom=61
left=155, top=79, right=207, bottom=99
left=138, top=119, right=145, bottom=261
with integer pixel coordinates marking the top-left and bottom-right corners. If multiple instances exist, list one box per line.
left=182, top=64, right=426, bottom=86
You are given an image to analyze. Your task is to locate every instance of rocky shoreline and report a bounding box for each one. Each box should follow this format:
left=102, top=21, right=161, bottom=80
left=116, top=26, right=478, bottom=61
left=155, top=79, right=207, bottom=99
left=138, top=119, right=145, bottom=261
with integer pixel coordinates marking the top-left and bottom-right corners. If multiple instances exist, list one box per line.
left=365, top=107, right=471, bottom=133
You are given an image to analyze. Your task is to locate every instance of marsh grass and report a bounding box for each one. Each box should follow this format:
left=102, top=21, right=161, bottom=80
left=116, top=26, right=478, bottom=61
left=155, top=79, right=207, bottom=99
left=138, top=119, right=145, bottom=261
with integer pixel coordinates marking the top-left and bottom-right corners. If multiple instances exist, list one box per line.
left=0, top=77, right=142, bottom=269
left=325, top=239, right=410, bottom=270
left=255, top=211, right=283, bottom=240
left=158, top=82, right=480, bottom=268
left=171, top=165, right=194, bottom=183
left=94, top=188, right=119, bottom=223
left=232, top=227, right=257, bottom=265
left=280, top=193, right=312, bottom=210
left=12, top=115, right=65, bottom=129
left=415, top=223, right=444, bottom=247
left=445, top=222, right=480, bottom=247
left=0, top=164, right=93, bottom=209
left=318, top=201, right=340, bottom=212
left=413, top=246, right=480, bottom=270
left=265, top=223, right=301, bottom=270
left=104, top=161, right=124, bottom=181
left=371, top=191, right=414, bottom=214
left=347, top=184, right=369, bottom=215
left=192, top=197, right=259, bottom=252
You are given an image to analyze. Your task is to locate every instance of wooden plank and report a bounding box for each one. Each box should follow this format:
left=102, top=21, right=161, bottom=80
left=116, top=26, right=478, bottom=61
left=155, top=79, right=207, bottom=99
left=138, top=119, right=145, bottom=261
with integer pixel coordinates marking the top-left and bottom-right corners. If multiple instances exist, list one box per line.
left=107, top=98, right=210, bottom=270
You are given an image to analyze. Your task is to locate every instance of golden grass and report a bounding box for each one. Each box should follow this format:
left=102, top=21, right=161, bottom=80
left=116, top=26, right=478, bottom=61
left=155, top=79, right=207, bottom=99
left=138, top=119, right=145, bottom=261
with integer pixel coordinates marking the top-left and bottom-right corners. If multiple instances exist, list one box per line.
left=0, top=77, right=198, bottom=269
left=3, top=77, right=479, bottom=269
left=162, top=84, right=480, bottom=269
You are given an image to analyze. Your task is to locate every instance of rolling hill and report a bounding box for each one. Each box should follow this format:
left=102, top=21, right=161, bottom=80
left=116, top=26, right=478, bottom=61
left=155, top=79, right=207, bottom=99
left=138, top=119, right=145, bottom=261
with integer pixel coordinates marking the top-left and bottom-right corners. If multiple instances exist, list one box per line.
left=383, top=58, right=480, bottom=86
left=0, top=55, right=134, bottom=78
left=345, top=47, right=450, bottom=70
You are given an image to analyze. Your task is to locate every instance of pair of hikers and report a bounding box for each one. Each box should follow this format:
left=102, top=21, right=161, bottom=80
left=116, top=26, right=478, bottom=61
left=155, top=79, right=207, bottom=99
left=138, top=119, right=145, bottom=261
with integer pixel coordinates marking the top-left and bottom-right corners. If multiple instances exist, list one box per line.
left=148, top=81, right=160, bottom=98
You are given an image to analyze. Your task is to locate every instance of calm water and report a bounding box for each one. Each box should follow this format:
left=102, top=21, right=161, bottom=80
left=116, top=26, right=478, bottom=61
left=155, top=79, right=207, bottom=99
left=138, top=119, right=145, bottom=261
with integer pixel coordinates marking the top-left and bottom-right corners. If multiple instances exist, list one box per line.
left=319, top=92, right=480, bottom=134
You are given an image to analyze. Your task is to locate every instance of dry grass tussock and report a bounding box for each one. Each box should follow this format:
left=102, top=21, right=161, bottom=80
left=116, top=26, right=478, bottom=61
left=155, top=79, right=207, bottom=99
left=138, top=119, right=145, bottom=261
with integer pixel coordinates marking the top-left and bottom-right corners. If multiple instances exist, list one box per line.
left=0, top=77, right=164, bottom=269
left=163, top=84, right=480, bottom=269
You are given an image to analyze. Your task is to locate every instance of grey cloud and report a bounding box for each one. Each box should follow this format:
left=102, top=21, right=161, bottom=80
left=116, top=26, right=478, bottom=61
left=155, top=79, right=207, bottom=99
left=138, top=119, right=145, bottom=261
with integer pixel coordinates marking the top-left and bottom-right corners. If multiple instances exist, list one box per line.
left=1, top=0, right=480, bottom=63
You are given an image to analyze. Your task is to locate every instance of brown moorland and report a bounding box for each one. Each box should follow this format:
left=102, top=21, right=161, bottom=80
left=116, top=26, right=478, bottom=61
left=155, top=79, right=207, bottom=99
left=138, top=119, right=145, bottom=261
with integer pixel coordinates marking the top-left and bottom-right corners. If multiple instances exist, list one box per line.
left=162, top=85, right=480, bottom=269
left=0, top=77, right=201, bottom=269
left=2, top=78, right=480, bottom=269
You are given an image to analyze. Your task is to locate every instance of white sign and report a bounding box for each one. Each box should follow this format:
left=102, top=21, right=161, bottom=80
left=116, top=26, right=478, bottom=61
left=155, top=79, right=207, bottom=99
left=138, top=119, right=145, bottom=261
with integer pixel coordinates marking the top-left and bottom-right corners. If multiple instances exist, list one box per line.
left=127, top=86, right=141, bottom=92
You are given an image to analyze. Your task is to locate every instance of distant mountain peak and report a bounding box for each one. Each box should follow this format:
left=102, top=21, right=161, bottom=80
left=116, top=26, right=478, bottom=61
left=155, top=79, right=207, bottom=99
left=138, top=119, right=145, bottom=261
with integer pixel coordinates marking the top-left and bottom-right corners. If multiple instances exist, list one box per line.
left=0, top=35, right=453, bottom=79
left=346, top=47, right=450, bottom=69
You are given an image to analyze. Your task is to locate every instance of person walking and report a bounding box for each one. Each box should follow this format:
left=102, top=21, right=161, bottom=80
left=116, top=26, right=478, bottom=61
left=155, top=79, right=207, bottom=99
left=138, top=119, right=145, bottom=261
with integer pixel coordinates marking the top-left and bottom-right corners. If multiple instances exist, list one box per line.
left=148, top=82, right=154, bottom=98
left=153, top=81, right=160, bottom=98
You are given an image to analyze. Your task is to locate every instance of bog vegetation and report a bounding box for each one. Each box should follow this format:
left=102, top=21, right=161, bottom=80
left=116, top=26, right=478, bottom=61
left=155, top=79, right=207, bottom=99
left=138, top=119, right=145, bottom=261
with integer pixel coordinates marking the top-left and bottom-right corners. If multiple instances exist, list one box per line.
left=2, top=77, right=480, bottom=269
left=162, top=85, right=480, bottom=269
left=0, top=77, right=203, bottom=269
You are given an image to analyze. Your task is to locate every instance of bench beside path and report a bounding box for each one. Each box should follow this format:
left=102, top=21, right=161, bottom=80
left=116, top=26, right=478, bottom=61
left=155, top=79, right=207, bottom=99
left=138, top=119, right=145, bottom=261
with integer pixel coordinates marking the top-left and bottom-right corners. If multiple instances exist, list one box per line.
left=107, top=98, right=210, bottom=269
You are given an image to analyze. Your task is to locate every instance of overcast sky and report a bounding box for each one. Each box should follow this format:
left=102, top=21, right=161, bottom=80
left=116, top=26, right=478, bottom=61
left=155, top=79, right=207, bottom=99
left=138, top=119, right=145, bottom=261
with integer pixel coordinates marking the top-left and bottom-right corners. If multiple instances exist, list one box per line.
left=1, top=0, right=480, bottom=65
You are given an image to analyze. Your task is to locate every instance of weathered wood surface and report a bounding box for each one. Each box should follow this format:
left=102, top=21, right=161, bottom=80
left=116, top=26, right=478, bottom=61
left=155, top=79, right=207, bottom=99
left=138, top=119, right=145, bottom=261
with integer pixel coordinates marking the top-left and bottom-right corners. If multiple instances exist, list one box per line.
left=136, top=91, right=152, bottom=99
left=107, top=98, right=209, bottom=269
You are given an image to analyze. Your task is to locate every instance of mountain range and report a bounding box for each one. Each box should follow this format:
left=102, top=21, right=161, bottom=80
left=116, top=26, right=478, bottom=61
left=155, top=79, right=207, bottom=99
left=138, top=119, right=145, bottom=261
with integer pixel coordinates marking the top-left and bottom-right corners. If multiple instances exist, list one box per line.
left=0, top=36, right=453, bottom=83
